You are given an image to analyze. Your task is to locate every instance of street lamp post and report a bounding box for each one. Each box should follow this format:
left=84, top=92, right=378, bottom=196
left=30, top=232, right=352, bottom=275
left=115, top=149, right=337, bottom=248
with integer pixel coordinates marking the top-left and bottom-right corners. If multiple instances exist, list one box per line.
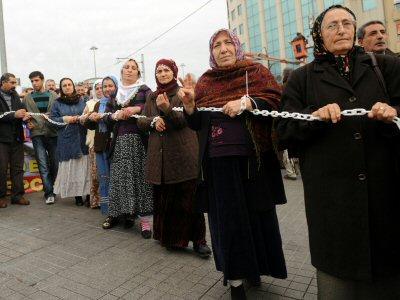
left=180, top=63, right=186, bottom=78
left=0, top=0, right=7, bottom=74
left=90, top=46, right=98, bottom=78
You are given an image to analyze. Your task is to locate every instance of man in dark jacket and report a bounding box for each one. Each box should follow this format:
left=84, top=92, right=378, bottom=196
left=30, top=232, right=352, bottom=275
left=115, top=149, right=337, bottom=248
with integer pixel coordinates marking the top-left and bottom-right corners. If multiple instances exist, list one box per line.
left=357, top=20, right=399, bottom=56
left=0, top=73, right=30, bottom=208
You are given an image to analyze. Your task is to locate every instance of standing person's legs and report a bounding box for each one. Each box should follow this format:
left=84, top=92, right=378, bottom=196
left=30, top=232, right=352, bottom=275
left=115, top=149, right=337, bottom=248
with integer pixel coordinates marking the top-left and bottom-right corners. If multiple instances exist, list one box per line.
left=45, top=136, right=58, bottom=186
left=9, top=142, right=27, bottom=204
left=96, top=152, right=110, bottom=216
left=32, top=136, right=54, bottom=200
left=0, top=143, right=10, bottom=207
left=283, top=150, right=296, bottom=180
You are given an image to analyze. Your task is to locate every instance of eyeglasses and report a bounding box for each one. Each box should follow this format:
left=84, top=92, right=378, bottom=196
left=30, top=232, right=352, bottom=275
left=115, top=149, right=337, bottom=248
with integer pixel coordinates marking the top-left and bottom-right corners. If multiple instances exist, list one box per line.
left=323, top=20, right=356, bottom=32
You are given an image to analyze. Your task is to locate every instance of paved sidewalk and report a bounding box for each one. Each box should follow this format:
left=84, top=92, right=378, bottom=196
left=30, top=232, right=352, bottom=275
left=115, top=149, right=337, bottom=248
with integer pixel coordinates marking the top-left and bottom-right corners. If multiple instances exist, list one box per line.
left=0, top=177, right=316, bottom=300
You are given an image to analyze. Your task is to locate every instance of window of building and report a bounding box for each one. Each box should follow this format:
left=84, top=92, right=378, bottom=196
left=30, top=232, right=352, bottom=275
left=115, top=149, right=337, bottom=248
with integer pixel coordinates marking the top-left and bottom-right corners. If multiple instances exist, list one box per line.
left=300, top=0, right=316, bottom=61
left=323, top=0, right=344, bottom=8
left=231, top=9, right=236, bottom=20
left=263, top=0, right=281, bottom=76
left=238, top=4, right=242, bottom=16
left=282, top=0, right=297, bottom=60
left=246, top=0, right=262, bottom=53
left=239, top=24, right=244, bottom=35
left=362, top=0, right=377, bottom=11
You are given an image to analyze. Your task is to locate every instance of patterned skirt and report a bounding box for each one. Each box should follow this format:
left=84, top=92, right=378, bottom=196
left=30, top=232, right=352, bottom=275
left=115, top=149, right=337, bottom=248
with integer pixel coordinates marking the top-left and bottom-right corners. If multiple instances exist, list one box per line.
left=108, top=134, right=153, bottom=217
left=89, top=147, right=100, bottom=208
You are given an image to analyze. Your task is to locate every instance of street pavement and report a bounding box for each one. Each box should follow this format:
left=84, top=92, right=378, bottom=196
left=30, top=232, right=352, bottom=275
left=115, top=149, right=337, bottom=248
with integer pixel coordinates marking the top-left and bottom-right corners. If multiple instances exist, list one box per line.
left=0, top=176, right=317, bottom=300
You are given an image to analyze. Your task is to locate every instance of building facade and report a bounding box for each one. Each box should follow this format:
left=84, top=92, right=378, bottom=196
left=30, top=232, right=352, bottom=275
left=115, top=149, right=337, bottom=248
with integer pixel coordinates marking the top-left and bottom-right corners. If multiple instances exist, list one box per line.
left=227, top=0, right=400, bottom=77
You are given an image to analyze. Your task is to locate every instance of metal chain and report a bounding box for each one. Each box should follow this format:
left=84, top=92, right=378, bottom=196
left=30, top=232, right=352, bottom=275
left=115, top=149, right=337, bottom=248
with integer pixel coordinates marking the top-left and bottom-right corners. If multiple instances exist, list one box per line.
left=171, top=107, right=400, bottom=129
left=0, top=111, right=146, bottom=127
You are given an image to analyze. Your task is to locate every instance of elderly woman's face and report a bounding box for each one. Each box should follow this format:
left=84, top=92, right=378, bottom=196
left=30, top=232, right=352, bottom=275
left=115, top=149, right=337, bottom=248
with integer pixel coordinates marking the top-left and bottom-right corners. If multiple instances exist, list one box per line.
left=212, top=31, right=237, bottom=67
left=156, top=65, right=174, bottom=85
left=122, top=60, right=139, bottom=83
left=321, top=9, right=355, bottom=55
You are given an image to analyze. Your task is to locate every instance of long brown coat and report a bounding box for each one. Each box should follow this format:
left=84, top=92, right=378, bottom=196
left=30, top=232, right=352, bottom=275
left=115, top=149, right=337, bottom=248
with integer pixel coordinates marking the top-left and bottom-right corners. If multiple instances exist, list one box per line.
left=138, top=87, right=198, bottom=185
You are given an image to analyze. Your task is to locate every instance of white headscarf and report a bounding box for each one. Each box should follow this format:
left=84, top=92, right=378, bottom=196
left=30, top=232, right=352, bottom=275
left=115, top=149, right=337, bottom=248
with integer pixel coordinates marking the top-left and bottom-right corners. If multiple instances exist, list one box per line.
left=116, top=78, right=144, bottom=107
left=91, top=79, right=103, bottom=101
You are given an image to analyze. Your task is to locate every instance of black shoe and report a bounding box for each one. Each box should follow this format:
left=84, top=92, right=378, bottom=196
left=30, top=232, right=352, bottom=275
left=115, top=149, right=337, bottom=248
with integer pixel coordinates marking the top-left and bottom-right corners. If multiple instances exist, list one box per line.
left=231, top=285, right=246, bottom=300
left=141, top=230, right=152, bottom=239
left=124, top=218, right=135, bottom=229
left=102, top=216, right=117, bottom=229
left=193, top=244, right=211, bottom=258
left=75, top=196, right=83, bottom=206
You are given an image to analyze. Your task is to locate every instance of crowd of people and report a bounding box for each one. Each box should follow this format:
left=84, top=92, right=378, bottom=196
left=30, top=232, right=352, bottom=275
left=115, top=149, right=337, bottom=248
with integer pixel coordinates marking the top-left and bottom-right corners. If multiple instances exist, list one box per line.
left=0, top=4, right=399, bottom=299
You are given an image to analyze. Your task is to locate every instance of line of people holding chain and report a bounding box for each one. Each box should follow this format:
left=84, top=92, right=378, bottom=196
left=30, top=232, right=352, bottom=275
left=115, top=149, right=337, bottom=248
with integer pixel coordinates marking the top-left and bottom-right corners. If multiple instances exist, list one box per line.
left=1, top=4, right=400, bottom=299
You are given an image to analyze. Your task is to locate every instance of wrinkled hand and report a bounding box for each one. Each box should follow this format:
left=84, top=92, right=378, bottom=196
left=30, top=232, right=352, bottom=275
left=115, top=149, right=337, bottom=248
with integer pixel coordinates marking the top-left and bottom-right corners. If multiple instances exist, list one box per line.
left=14, top=109, right=27, bottom=119
left=64, top=116, right=79, bottom=124
left=22, top=112, right=32, bottom=122
left=178, top=75, right=195, bottom=115
left=312, top=103, right=341, bottom=123
left=122, top=106, right=141, bottom=119
left=155, top=118, right=166, bottom=132
left=89, top=112, right=102, bottom=122
left=368, top=102, right=397, bottom=123
left=27, top=121, right=35, bottom=129
left=156, top=93, right=170, bottom=113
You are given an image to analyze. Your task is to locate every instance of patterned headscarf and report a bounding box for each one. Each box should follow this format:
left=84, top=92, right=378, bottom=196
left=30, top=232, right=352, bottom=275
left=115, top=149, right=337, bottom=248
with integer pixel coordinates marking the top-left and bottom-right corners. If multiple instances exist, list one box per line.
left=209, top=29, right=245, bottom=69
left=154, top=59, right=179, bottom=96
left=312, top=5, right=357, bottom=81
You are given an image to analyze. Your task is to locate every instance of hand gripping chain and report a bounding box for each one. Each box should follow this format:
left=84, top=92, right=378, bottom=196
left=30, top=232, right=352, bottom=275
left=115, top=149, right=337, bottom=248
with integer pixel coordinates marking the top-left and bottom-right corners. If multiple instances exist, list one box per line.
left=0, top=111, right=147, bottom=127
left=171, top=107, right=400, bottom=130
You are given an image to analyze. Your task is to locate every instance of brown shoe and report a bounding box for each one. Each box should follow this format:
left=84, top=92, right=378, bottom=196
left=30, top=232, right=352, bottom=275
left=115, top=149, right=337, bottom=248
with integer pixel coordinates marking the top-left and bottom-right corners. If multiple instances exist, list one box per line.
left=0, top=198, right=7, bottom=208
left=11, top=197, right=30, bottom=205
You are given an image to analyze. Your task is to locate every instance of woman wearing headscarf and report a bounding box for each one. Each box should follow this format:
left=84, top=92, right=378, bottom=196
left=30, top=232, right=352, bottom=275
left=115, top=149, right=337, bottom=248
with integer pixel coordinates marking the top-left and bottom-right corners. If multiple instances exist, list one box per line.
left=138, top=59, right=211, bottom=257
left=277, top=5, right=400, bottom=298
left=83, top=77, right=116, bottom=216
left=103, top=60, right=153, bottom=239
left=51, top=78, right=90, bottom=206
left=179, top=29, right=287, bottom=299
left=81, top=79, right=102, bottom=208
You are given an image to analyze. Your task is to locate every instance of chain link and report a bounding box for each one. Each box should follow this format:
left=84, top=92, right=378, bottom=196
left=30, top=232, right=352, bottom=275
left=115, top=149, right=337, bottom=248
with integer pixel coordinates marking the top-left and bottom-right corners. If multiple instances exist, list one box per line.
left=171, top=107, right=400, bottom=129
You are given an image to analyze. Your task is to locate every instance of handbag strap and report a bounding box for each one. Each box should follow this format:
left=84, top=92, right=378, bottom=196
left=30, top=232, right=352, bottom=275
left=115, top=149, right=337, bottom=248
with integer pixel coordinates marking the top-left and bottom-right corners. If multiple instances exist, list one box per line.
left=366, top=51, right=388, bottom=97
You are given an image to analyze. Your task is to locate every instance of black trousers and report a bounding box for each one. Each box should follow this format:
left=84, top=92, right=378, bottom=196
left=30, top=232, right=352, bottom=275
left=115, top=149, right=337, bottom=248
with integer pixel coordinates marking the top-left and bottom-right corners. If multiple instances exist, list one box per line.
left=0, top=141, right=24, bottom=200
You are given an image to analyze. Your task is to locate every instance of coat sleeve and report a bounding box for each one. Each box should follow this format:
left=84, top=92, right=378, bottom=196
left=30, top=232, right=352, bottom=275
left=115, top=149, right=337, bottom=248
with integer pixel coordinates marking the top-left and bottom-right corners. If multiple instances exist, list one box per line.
left=49, top=101, right=65, bottom=126
left=276, top=67, right=328, bottom=145
left=137, top=93, right=154, bottom=132
left=184, top=108, right=202, bottom=131
left=162, top=93, right=188, bottom=130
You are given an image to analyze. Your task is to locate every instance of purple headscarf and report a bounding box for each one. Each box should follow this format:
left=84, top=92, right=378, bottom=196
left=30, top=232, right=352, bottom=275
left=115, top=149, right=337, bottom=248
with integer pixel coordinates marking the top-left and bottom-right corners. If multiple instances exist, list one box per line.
left=209, top=29, right=245, bottom=69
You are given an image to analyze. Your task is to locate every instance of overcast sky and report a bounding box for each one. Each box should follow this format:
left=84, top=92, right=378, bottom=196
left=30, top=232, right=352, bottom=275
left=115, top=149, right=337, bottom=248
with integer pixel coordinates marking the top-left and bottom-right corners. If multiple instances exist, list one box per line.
left=2, top=0, right=228, bottom=89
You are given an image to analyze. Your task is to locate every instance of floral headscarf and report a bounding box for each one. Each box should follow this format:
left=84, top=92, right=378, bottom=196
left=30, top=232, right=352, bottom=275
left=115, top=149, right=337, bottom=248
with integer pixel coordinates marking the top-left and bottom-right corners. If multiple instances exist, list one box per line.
left=209, top=29, right=245, bottom=69
left=312, top=5, right=357, bottom=81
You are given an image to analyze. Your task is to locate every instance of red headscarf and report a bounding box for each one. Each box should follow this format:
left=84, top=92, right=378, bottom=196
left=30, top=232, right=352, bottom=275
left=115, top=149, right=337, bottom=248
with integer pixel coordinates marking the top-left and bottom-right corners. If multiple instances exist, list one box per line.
left=154, top=59, right=179, bottom=95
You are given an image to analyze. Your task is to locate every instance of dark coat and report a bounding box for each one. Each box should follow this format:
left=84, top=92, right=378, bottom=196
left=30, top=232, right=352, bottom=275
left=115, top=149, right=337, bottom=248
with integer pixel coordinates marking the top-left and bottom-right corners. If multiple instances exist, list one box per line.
left=137, top=88, right=198, bottom=185
left=277, top=52, right=400, bottom=282
left=50, top=99, right=88, bottom=162
left=184, top=98, right=287, bottom=213
left=0, top=90, right=25, bottom=144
